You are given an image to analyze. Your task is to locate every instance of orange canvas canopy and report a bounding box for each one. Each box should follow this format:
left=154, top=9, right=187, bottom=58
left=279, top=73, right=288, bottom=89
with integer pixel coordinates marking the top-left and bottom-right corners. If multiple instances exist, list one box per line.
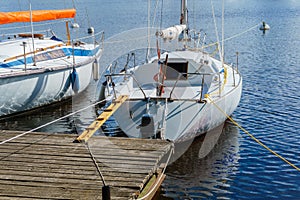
left=0, top=9, right=76, bottom=25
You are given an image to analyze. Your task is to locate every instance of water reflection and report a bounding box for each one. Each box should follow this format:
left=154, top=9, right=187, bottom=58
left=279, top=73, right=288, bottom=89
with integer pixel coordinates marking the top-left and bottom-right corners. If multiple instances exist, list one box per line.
left=161, top=121, right=240, bottom=199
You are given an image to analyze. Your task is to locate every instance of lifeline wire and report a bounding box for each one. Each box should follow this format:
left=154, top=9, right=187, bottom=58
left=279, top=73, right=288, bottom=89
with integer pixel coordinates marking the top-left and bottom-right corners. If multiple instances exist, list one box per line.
left=206, top=95, right=300, bottom=172
left=0, top=99, right=106, bottom=145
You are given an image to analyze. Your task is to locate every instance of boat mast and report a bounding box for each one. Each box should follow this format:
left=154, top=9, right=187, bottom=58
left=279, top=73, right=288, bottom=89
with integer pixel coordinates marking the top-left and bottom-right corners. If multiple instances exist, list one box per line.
left=29, top=2, right=36, bottom=66
left=180, top=0, right=189, bottom=43
left=221, top=0, right=225, bottom=67
left=146, top=0, right=151, bottom=62
left=180, top=0, right=188, bottom=26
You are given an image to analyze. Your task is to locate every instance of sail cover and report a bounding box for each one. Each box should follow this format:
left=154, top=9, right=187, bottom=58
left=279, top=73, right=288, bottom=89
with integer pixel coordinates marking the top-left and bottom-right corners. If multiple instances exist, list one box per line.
left=0, top=9, right=76, bottom=25
left=156, top=25, right=186, bottom=40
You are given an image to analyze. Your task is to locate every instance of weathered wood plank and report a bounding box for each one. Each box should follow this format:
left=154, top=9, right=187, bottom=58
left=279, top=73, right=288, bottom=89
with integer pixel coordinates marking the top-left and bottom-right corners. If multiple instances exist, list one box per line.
left=0, top=160, right=153, bottom=174
left=0, top=130, right=172, bottom=199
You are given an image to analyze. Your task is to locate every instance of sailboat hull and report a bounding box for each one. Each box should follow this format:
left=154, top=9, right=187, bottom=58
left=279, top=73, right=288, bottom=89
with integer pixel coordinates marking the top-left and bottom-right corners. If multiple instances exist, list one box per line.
left=113, top=75, right=242, bottom=142
left=0, top=58, right=96, bottom=117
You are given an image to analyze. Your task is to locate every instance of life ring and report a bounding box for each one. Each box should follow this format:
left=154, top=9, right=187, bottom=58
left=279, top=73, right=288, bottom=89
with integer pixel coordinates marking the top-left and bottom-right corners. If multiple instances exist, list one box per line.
left=153, top=72, right=166, bottom=82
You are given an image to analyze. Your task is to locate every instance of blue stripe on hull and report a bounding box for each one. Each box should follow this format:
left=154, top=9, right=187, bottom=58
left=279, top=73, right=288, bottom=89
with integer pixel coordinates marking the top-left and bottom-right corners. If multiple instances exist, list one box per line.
left=23, top=75, right=48, bottom=106
left=0, top=46, right=99, bottom=68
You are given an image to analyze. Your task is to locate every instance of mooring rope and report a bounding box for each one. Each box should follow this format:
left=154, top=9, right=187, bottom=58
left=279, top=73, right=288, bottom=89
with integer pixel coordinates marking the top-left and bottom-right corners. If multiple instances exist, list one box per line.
left=0, top=99, right=106, bottom=145
left=85, top=142, right=107, bottom=186
left=202, top=22, right=261, bottom=49
left=205, top=95, right=300, bottom=172
left=137, top=143, right=174, bottom=200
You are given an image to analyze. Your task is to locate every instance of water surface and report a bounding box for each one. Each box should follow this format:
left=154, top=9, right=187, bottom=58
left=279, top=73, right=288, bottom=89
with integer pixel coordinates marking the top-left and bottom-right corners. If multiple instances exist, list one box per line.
left=0, top=0, right=299, bottom=199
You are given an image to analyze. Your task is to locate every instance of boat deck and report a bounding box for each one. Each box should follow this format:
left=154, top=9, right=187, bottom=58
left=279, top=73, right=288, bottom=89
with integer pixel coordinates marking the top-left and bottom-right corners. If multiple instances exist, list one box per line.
left=0, top=130, right=172, bottom=199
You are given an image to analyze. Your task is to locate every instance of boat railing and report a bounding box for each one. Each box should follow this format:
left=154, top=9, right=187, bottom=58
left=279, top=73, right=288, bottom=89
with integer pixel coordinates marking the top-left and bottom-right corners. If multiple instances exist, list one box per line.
left=67, top=31, right=105, bottom=48
left=169, top=72, right=219, bottom=102
left=2, top=31, right=104, bottom=64
left=0, top=19, right=72, bottom=41
left=105, top=70, right=224, bottom=102
left=104, top=73, right=147, bottom=99
left=1, top=25, right=104, bottom=50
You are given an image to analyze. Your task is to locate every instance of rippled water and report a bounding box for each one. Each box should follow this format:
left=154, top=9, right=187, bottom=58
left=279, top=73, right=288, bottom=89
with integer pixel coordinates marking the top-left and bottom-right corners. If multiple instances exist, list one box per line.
left=1, top=0, right=300, bottom=199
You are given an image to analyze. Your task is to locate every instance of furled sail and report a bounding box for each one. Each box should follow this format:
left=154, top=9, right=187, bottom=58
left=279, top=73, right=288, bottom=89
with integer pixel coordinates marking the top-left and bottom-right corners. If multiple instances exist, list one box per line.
left=0, top=9, right=76, bottom=25
left=156, top=24, right=186, bottom=40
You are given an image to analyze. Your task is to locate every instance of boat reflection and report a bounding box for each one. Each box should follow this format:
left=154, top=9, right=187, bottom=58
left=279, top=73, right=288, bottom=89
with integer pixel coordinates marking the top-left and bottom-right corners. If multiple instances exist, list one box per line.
left=161, top=121, right=241, bottom=199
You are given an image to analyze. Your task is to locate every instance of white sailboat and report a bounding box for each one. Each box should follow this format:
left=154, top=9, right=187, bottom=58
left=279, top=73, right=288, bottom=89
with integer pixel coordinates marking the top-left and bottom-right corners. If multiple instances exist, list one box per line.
left=0, top=7, right=103, bottom=117
left=101, top=0, right=242, bottom=143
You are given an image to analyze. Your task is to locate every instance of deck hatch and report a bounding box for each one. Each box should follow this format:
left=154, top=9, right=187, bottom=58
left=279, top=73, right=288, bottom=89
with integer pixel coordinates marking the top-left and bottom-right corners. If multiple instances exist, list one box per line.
left=166, top=61, right=188, bottom=80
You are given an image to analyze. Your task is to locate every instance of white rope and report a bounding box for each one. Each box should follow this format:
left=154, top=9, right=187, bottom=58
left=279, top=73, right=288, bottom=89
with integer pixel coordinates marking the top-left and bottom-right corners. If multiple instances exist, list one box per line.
left=136, top=143, right=174, bottom=200
left=0, top=98, right=107, bottom=145
left=202, top=22, right=261, bottom=49
left=222, top=23, right=260, bottom=42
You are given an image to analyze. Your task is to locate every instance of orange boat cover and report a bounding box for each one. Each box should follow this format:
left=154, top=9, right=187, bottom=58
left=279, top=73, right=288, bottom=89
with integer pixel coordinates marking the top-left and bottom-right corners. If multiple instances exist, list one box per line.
left=0, top=9, right=76, bottom=25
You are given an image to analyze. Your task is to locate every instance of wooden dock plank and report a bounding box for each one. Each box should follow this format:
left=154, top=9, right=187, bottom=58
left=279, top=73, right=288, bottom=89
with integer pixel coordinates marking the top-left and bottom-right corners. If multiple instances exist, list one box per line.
left=0, top=130, right=172, bottom=199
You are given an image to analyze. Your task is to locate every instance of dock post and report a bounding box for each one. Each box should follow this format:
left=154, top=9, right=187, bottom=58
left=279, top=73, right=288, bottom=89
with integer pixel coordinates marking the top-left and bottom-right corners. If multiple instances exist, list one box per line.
left=102, top=185, right=111, bottom=200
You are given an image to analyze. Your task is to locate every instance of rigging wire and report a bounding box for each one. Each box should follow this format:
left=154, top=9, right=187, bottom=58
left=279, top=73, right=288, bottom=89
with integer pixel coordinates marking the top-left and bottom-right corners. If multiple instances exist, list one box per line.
left=210, top=0, right=222, bottom=62
left=160, top=0, right=163, bottom=31
left=221, top=0, right=225, bottom=64
left=151, top=0, right=161, bottom=27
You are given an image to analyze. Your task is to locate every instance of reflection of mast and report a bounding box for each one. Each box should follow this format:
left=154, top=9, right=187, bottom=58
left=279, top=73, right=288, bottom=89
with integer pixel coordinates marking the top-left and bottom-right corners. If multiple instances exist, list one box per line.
left=29, top=2, right=36, bottom=66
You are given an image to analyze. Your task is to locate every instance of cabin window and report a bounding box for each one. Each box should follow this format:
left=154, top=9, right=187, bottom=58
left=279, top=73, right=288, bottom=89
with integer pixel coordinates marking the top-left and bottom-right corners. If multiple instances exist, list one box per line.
left=35, top=49, right=67, bottom=62
left=166, top=61, right=188, bottom=80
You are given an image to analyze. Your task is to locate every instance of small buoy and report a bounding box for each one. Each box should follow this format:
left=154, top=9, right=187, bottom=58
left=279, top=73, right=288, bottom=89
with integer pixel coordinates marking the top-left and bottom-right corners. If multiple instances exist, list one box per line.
left=259, top=21, right=270, bottom=31
left=87, top=27, right=94, bottom=34
left=92, top=59, right=99, bottom=81
left=71, top=23, right=80, bottom=28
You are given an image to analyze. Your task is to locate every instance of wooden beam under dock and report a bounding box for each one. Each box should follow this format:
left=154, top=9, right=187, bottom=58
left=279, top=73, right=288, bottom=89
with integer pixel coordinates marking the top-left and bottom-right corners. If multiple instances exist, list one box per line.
left=0, top=130, right=172, bottom=199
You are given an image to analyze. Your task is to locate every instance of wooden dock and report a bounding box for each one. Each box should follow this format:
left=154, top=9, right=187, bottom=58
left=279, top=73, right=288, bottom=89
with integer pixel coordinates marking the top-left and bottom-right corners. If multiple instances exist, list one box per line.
left=0, top=130, right=172, bottom=199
